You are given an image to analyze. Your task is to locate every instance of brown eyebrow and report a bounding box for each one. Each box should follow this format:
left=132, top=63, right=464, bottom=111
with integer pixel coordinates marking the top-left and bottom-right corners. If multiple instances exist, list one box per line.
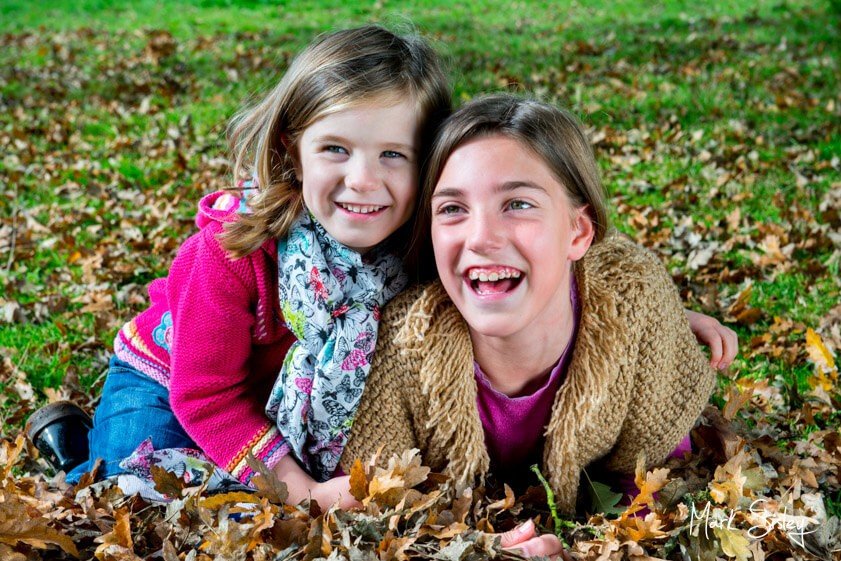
left=431, top=187, right=464, bottom=199
left=432, top=181, right=548, bottom=199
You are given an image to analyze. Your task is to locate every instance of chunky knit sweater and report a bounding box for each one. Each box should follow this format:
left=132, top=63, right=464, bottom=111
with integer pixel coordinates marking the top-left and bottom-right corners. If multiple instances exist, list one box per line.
left=340, top=233, right=716, bottom=513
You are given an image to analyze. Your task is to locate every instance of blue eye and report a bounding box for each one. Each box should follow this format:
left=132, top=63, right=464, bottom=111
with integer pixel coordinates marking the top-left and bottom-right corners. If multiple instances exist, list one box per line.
left=325, top=145, right=348, bottom=154
left=382, top=150, right=405, bottom=159
left=509, top=200, right=533, bottom=210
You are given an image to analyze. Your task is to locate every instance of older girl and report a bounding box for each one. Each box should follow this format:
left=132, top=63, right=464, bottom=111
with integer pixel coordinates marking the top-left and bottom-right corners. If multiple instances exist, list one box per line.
left=341, top=94, right=718, bottom=556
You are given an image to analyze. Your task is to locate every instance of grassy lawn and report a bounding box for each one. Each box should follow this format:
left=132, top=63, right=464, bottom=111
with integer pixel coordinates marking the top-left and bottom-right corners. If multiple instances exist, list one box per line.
left=0, top=1, right=839, bottom=559
left=1, top=0, right=839, bottom=427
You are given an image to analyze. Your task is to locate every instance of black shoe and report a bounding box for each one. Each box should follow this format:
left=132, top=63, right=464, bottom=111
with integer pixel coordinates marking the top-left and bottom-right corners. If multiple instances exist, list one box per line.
left=26, top=401, right=92, bottom=473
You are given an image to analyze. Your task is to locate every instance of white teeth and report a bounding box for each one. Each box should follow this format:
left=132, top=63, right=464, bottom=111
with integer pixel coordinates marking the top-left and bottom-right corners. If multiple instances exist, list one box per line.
left=340, top=203, right=383, bottom=214
left=467, top=267, right=522, bottom=281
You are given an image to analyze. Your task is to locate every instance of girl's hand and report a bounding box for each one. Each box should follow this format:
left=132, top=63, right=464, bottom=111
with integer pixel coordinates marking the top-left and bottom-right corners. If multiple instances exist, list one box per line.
left=272, top=456, right=359, bottom=509
left=685, top=310, right=738, bottom=370
left=498, top=519, right=570, bottom=560
left=309, top=475, right=360, bottom=510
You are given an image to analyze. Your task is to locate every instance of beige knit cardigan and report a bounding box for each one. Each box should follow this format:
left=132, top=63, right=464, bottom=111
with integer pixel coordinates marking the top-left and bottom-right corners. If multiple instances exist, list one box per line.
left=340, top=233, right=716, bottom=513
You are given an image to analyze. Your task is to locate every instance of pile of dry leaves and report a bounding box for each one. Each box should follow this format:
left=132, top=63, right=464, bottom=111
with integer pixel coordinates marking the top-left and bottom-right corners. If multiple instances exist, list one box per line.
left=2, top=355, right=840, bottom=560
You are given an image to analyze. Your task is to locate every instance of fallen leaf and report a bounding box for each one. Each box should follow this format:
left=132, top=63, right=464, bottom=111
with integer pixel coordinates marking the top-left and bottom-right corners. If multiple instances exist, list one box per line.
left=714, top=527, right=751, bottom=561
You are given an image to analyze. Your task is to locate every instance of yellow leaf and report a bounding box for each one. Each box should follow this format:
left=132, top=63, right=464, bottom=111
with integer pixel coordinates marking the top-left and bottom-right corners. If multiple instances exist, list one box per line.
left=486, top=484, right=515, bottom=512
left=95, top=507, right=135, bottom=560
left=349, top=458, right=369, bottom=502
left=805, top=328, right=838, bottom=391
left=630, top=456, right=670, bottom=510
left=806, top=328, right=836, bottom=370
left=426, top=521, right=469, bottom=539
left=723, top=380, right=759, bottom=421
left=714, top=527, right=751, bottom=561
left=616, top=511, right=668, bottom=542
left=366, top=449, right=430, bottom=507
left=709, top=451, right=749, bottom=508
left=302, top=515, right=331, bottom=560
left=199, top=491, right=262, bottom=510
left=0, top=436, right=26, bottom=479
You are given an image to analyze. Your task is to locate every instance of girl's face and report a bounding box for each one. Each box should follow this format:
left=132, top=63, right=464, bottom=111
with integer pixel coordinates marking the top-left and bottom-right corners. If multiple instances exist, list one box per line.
left=297, top=99, right=421, bottom=253
left=431, top=135, right=594, bottom=342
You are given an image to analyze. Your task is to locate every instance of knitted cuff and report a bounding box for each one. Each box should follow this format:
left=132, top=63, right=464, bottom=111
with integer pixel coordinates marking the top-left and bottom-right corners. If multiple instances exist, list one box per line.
left=225, top=423, right=290, bottom=485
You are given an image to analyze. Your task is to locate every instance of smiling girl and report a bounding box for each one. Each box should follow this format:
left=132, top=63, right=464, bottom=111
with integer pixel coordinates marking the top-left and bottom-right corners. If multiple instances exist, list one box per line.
left=342, top=95, right=720, bottom=554
left=31, top=25, right=450, bottom=507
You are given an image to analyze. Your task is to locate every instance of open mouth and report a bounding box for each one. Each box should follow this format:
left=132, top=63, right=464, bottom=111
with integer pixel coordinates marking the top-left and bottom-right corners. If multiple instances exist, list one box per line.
left=465, top=266, right=524, bottom=296
left=336, top=202, right=387, bottom=215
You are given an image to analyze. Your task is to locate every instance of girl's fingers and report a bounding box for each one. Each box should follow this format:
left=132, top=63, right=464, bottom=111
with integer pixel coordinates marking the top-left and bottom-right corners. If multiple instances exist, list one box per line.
left=499, top=519, right=535, bottom=547
left=505, top=534, right=565, bottom=558
left=706, top=328, right=724, bottom=369
left=719, top=325, right=739, bottom=369
left=685, top=310, right=741, bottom=370
left=499, top=520, right=566, bottom=559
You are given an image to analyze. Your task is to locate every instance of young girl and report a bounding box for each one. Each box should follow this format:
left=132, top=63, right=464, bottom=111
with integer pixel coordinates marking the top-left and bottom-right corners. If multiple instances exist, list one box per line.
left=341, top=94, right=723, bottom=556
left=32, top=28, right=733, bottom=509
left=34, top=25, right=451, bottom=506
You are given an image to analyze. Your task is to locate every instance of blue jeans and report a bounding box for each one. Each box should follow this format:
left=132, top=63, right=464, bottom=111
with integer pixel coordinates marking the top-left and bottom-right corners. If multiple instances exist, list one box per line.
left=67, top=357, right=196, bottom=483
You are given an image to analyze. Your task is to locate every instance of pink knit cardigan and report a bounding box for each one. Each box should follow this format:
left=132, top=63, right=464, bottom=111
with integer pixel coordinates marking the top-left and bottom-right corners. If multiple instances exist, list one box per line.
left=114, top=191, right=296, bottom=483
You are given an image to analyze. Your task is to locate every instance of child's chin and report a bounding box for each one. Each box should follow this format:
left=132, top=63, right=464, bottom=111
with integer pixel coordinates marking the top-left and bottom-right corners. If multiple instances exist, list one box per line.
left=462, top=313, right=521, bottom=339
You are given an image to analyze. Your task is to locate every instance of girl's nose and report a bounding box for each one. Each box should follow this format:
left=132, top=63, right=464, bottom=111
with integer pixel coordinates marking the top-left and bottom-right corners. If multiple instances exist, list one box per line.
left=346, top=157, right=380, bottom=193
left=466, top=212, right=504, bottom=254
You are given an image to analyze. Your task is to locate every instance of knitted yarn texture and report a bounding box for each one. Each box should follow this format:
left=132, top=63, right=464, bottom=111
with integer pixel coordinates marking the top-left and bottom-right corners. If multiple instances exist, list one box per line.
left=341, top=232, right=716, bottom=513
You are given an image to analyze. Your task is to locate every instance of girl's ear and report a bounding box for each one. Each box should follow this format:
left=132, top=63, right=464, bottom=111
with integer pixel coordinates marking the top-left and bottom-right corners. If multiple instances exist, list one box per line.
left=281, top=133, right=302, bottom=181
left=568, top=205, right=596, bottom=262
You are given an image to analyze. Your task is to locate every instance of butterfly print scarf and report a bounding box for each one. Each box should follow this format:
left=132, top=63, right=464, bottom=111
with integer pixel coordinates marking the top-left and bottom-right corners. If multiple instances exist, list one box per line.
left=266, top=210, right=407, bottom=481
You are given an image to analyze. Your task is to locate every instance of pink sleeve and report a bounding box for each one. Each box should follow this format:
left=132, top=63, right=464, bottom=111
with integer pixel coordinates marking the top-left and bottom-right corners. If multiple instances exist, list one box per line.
left=618, top=435, right=692, bottom=503
left=167, top=225, right=289, bottom=483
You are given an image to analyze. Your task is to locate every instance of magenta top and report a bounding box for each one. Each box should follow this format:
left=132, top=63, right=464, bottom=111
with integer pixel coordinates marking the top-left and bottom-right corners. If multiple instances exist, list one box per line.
left=474, top=276, right=580, bottom=474
left=113, top=192, right=296, bottom=483
left=474, top=275, right=692, bottom=495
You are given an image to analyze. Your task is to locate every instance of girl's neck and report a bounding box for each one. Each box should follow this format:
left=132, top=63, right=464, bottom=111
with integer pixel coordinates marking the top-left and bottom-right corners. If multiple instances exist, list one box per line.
left=470, top=287, right=576, bottom=398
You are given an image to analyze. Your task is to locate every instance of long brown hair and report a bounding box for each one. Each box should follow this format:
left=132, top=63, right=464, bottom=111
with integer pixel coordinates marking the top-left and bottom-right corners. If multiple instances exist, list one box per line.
left=408, top=94, right=610, bottom=279
left=220, top=25, right=451, bottom=258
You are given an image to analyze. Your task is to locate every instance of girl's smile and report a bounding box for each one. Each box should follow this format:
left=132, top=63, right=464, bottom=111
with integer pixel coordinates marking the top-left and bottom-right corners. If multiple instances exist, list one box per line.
left=297, top=99, right=421, bottom=253
left=431, top=134, right=594, bottom=343
left=464, top=265, right=524, bottom=298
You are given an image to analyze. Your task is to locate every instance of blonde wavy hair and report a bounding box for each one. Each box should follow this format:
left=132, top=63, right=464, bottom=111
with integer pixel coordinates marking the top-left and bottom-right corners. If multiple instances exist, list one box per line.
left=221, top=25, right=451, bottom=257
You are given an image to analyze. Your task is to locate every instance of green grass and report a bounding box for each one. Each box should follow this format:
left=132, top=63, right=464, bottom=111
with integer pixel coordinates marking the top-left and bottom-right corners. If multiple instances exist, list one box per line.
left=0, top=0, right=839, bottom=430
